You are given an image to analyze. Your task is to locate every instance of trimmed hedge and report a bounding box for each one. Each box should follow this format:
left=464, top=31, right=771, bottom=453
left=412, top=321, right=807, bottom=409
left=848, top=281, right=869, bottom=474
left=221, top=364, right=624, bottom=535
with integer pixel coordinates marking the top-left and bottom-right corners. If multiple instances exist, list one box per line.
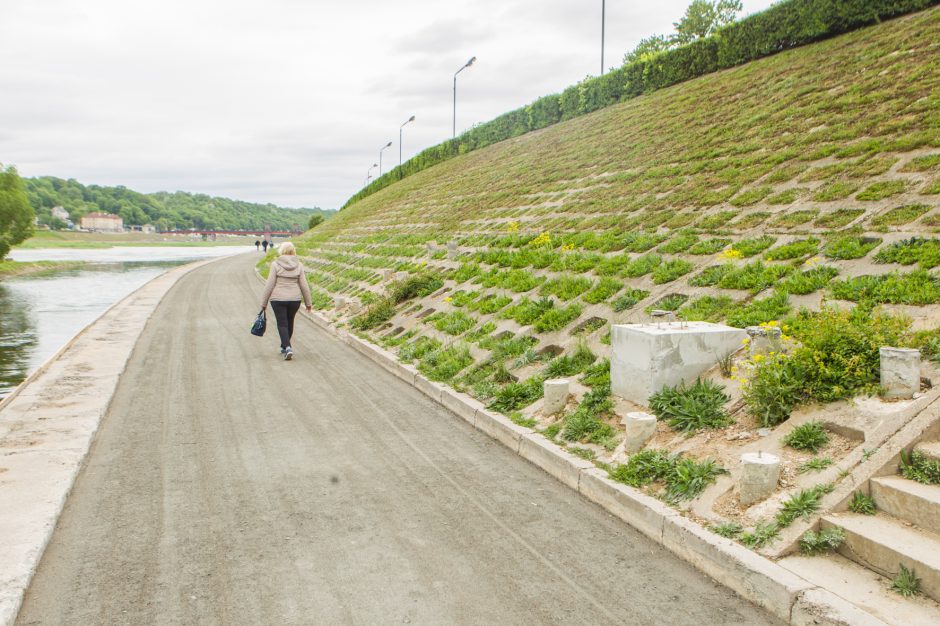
left=343, top=0, right=939, bottom=210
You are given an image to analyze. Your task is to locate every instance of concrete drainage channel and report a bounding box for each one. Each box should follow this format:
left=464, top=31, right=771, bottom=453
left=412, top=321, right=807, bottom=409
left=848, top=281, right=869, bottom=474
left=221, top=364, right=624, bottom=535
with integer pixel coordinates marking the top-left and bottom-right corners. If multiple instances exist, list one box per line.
left=297, top=304, right=888, bottom=626
left=0, top=256, right=227, bottom=626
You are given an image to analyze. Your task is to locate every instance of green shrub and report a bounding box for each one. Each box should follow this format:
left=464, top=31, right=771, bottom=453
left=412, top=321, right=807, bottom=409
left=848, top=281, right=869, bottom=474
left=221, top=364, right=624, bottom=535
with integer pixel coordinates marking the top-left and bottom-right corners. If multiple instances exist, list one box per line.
left=609, top=450, right=675, bottom=488
left=718, top=261, right=791, bottom=292
left=540, top=275, right=593, bottom=301
left=432, top=310, right=476, bottom=336
left=389, top=274, right=443, bottom=303
left=608, top=450, right=726, bottom=503
left=453, top=263, right=482, bottom=282
left=448, top=290, right=479, bottom=307
left=595, top=253, right=632, bottom=276
left=544, top=343, right=596, bottom=377
left=899, top=449, right=940, bottom=485
left=823, top=236, right=881, bottom=260
left=580, top=359, right=610, bottom=388
left=799, top=528, right=845, bottom=555
left=678, top=295, right=735, bottom=322
left=350, top=298, right=396, bottom=330
left=732, top=236, right=776, bottom=257
left=561, top=385, right=616, bottom=447
left=871, top=203, right=930, bottom=228
left=857, top=181, right=905, bottom=201
left=778, top=266, right=839, bottom=295
left=742, top=353, right=802, bottom=426
left=874, top=237, right=940, bottom=269
left=814, top=208, right=864, bottom=228
left=688, top=238, right=731, bottom=255
left=689, top=264, right=733, bottom=287
left=612, top=288, right=650, bottom=312
left=469, top=294, right=512, bottom=315
left=479, top=268, right=543, bottom=292
left=783, top=421, right=830, bottom=453
left=649, top=378, right=731, bottom=433
left=646, top=293, right=689, bottom=313
left=582, top=277, right=623, bottom=304
left=652, top=258, right=695, bottom=284
left=829, top=270, right=940, bottom=305
left=764, top=238, right=819, bottom=261
left=487, top=334, right=538, bottom=360
left=534, top=304, right=582, bottom=333
left=419, top=343, right=474, bottom=381
left=725, top=290, right=790, bottom=326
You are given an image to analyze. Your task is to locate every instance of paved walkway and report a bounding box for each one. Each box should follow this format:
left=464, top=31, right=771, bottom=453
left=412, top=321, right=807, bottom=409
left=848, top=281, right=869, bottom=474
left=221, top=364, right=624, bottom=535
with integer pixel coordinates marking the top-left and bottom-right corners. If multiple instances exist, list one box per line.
left=16, top=254, right=779, bottom=625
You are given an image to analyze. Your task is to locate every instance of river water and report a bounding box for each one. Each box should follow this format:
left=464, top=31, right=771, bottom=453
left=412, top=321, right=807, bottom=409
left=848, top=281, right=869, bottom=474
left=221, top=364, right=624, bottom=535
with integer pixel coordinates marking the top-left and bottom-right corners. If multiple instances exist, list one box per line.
left=0, top=246, right=252, bottom=398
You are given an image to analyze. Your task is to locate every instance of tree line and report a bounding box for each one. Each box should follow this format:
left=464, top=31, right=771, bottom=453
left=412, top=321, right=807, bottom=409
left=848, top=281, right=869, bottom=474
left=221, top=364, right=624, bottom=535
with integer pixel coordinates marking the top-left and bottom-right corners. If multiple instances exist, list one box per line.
left=26, top=176, right=333, bottom=232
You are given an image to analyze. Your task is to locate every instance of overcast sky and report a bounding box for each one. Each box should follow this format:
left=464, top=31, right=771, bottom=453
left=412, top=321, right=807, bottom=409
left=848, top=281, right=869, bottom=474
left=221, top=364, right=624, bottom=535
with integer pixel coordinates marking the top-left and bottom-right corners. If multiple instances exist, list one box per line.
left=1, top=0, right=776, bottom=209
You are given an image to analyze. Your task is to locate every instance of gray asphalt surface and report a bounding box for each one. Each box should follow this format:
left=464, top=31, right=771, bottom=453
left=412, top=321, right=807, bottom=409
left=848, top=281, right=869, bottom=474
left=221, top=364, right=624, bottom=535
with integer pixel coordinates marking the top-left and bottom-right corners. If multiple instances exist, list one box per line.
left=17, top=253, right=780, bottom=625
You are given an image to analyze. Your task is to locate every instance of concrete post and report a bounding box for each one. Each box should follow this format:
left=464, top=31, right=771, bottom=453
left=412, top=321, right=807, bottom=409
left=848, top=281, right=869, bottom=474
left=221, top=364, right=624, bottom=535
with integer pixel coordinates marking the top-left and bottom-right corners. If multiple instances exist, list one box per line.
left=426, top=242, right=435, bottom=257
left=446, top=241, right=458, bottom=260
left=381, top=269, right=394, bottom=281
left=739, top=452, right=780, bottom=505
left=543, top=379, right=570, bottom=415
left=620, top=412, right=657, bottom=453
left=334, top=296, right=346, bottom=309
left=746, top=326, right=782, bottom=357
left=880, top=347, right=921, bottom=400
left=394, top=271, right=409, bottom=282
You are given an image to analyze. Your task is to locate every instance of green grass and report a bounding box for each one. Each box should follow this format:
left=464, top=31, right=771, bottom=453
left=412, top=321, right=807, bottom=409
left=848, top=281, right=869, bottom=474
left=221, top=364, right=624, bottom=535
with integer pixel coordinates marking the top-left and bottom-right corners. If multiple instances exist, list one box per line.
left=797, top=457, right=833, bottom=473
left=652, top=258, right=694, bottom=284
left=823, top=236, right=881, bottom=260
left=857, top=181, right=906, bottom=201
left=688, top=238, right=730, bottom=255
left=732, top=236, right=776, bottom=257
left=892, top=564, right=922, bottom=598
left=783, top=421, right=830, bottom=453
left=848, top=491, right=877, bottom=515
left=764, top=238, right=819, bottom=261
left=799, top=528, right=845, bottom=555
left=776, top=484, right=833, bottom=527
left=582, top=277, right=623, bottom=304
left=726, top=292, right=791, bottom=328
left=871, top=204, right=930, bottom=228
left=899, top=449, right=940, bottom=485
left=612, top=288, right=650, bottom=311
left=813, top=182, right=858, bottom=202
left=540, top=275, right=593, bottom=301
left=739, top=521, right=780, bottom=549
left=648, top=378, right=731, bottom=433
left=874, top=237, right=940, bottom=269
left=608, top=450, right=726, bottom=503
left=829, top=270, right=940, bottom=305
left=678, top=295, right=735, bottom=322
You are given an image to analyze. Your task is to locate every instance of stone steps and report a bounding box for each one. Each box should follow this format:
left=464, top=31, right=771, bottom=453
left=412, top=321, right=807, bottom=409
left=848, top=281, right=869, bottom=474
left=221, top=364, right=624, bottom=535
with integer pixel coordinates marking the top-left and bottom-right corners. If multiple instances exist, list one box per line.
left=917, top=440, right=940, bottom=462
left=871, top=476, right=940, bottom=535
left=822, top=513, right=940, bottom=603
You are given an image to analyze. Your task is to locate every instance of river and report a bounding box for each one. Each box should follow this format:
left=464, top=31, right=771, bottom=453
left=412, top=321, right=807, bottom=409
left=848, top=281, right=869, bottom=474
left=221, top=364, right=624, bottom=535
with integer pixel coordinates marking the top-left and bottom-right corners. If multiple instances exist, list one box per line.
left=0, top=246, right=253, bottom=398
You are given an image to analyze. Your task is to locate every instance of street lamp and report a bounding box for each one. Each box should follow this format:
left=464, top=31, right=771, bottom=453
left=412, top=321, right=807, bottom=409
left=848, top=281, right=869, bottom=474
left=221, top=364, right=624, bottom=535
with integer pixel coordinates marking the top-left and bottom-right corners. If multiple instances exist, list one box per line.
left=601, top=0, right=606, bottom=75
left=453, top=56, right=476, bottom=138
left=365, top=163, right=378, bottom=187
left=379, top=141, right=393, bottom=176
left=399, top=115, right=415, bottom=175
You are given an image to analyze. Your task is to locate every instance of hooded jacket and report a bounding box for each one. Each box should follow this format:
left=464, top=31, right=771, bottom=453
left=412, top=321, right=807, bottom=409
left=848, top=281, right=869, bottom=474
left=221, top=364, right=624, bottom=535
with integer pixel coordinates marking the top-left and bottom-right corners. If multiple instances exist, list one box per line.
left=260, top=255, right=312, bottom=307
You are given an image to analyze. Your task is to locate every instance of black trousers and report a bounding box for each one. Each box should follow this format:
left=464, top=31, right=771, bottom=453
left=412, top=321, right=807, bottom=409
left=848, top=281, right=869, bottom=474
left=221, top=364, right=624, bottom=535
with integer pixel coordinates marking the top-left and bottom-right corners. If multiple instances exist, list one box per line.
left=270, top=300, right=301, bottom=349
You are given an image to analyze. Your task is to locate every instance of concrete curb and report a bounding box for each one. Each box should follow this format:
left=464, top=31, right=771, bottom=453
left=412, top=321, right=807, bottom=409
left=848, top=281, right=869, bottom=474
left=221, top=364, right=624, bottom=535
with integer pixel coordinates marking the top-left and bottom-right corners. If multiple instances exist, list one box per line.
left=274, top=271, right=888, bottom=625
left=0, top=254, right=230, bottom=626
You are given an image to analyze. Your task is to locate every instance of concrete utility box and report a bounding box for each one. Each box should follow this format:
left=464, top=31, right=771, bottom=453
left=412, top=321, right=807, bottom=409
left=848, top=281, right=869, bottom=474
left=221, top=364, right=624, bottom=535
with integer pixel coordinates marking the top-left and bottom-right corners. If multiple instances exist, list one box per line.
left=880, top=347, right=921, bottom=400
left=611, top=321, right=747, bottom=405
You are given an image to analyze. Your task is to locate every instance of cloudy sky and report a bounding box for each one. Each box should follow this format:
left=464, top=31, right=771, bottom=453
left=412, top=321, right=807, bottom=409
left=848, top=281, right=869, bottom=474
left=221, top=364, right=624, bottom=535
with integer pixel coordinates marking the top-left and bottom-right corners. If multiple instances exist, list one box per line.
left=2, top=0, right=776, bottom=209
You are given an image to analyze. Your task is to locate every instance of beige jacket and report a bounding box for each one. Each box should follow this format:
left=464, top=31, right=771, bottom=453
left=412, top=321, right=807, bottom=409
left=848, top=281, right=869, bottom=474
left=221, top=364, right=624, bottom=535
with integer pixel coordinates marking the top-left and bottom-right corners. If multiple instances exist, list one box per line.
left=260, top=256, right=312, bottom=307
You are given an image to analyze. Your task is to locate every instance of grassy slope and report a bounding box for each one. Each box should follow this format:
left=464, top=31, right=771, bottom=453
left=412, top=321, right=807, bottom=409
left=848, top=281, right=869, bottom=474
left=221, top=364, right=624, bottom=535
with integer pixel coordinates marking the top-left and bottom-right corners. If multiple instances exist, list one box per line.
left=293, top=8, right=940, bottom=404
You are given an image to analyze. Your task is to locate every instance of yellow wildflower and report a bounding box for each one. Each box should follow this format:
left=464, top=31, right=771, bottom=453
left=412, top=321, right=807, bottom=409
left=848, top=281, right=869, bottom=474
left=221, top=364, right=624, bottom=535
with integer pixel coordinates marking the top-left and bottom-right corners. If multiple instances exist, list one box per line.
left=718, top=248, right=743, bottom=261
left=506, top=221, right=520, bottom=233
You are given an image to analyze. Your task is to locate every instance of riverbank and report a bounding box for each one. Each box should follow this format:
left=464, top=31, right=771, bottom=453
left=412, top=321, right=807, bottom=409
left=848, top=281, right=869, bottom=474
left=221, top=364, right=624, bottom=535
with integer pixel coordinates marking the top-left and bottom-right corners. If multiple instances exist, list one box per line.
left=0, top=260, right=85, bottom=279
left=16, top=231, right=257, bottom=249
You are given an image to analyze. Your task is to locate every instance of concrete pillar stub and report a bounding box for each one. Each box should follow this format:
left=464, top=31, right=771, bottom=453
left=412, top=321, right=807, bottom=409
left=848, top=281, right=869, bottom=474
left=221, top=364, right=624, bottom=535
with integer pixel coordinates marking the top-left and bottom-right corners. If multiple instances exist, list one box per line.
left=381, top=269, right=394, bottom=281
left=880, top=347, right=921, bottom=400
left=543, top=379, right=570, bottom=415
left=739, top=452, right=780, bottom=505
left=334, top=296, right=346, bottom=309
left=610, top=322, right=747, bottom=405
left=446, top=241, right=458, bottom=260
left=394, top=271, right=409, bottom=282
left=746, top=326, right=782, bottom=357
left=620, top=411, right=657, bottom=453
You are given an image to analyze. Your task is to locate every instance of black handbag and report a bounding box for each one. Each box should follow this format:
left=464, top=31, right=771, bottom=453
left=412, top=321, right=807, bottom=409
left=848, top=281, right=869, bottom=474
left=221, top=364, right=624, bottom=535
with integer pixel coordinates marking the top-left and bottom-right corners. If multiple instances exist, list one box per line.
left=251, top=309, right=266, bottom=337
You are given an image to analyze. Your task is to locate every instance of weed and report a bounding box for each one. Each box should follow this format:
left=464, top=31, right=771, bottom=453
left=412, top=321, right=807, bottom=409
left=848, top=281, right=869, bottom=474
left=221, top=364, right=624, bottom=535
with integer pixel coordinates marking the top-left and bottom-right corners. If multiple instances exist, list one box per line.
left=739, top=521, right=780, bottom=549
left=726, top=292, right=791, bottom=328
left=470, top=294, right=513, bottom=315
left=766, top=189, right=801, bottom=205
left=799, top=527, right=845, bottom=555
left=583, top=277, right=623, bottom=304
left=732, top=236, right=776, bottom=257
left=612, top=288, right=650, bottom=311
left=659, top=232, right=698, bottom=254
left=874, top=237, right=940, bottom=269
left=688, top=238, right=731, bottom=255
left=679, top=295, right=735, bottom=322
left=732, top=212, right=770, bottom=229
left=783, top=421, right=830, bottom=453
left=389, top=274, right=443, bottom=303
left=892, top=564, right=922, bottom=598
left=901, top=154, right=940, bottom=172
left=797, top=457, right=833, bottom=473
left=542, top=422, right=562, bottom=440
left=432, top=310, right=476, bottom=336
left=764, top=238, right=819, bottom=261
left=823, top=236, right=881, bottom=260
left=719, top=261, right=790, bottom=292
left=652, top=258, right=695, bottom=284
left=730, top=186, right=772, bottom=207
left=849, top=491, right=877, bottom=515
left=398, top=336, right=442, bottom=363
left=778, top=266, right=839, bottom=295
left=580, top=359, right=611, bottom=388
left=814, top=208, right=864, bottom=229
left=488, top=376, right=545, bottom=413
left=534, top=304, right=582, bottom=333
left=698, top=210, right=738, bottom=229
left=646, top=293, right=689, bottom=314
left=857, top=181, right=905, bottom=201
left=665, top=457, right=727, bottom=503
left=689, top=264, right=733, bottom=287
left=862, top=448, right=878, bottom=461
left=544, top=343, right=596, bottom=377
left=771, top=209, right=817, bottom=228
left=419, top=343, right=474, bottom=381
left=899, top=449, right=940, bottom=485
left=623, top=253, right=663, bottom=278
left=711, top=521, right=743, bottom=539
left=488, top=334, right=538, bottom=360
left=609, top=450, right=674, bottom=488
left=776, top=485, right=831, bottom=527
left=350, top=298, right=396, bottom=330
left=813, top=182, right=858, bottom=202
left=871, top=204, right=930, bottom=228
left=649, top=378, right=731, bottom=433
left=568, top=446, right=596, bottom=461
left=829, top=270, right=940, bottom=305
left=541, top=275, right=593, bottom=301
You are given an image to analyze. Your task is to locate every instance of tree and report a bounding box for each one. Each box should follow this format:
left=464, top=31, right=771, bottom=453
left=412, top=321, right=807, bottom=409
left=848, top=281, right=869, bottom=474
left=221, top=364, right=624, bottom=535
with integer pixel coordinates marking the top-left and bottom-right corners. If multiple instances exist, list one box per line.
left=0, top=165, right=35, bottom=259
left=623, top=34, right=672, bottom=64
left=673, top=0, right=742, bottom=44
left=308, top=214, right=325, bottom=230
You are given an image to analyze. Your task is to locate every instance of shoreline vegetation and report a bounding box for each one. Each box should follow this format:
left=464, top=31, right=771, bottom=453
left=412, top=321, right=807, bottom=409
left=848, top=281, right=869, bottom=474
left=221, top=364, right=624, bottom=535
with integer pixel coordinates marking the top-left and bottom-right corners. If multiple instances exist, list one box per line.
left=15, top=231, right=258, bottom=250
left=0, top=260, right=86, bottom=279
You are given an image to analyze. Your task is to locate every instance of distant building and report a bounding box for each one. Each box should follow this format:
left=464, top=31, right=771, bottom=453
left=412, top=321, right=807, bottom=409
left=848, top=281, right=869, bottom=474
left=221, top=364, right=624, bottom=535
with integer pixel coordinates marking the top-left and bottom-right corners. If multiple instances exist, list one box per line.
left=80, top=212, right=124, bottom=232
left=51, top=206, right=70, bottom=221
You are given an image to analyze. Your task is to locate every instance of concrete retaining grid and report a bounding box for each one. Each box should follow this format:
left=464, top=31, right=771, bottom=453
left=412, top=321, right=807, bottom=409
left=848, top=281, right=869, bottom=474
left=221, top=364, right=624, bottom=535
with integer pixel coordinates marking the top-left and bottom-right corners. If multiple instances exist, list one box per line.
left=0, top=255, right=228, bottom=626
left=302, top=305, right=888, bottom=626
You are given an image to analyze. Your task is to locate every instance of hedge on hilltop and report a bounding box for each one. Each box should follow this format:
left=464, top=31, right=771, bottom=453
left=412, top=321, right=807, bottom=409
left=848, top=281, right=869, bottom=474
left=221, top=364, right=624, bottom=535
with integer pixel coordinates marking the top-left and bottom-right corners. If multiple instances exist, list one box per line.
left=343, top=0, right=940, bottom=210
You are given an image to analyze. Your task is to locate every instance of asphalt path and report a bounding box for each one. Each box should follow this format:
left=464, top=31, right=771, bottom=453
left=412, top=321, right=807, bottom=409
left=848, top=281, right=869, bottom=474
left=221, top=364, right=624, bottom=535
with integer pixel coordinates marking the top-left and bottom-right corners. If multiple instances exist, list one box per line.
left=16, top=253, right=780, bottom=625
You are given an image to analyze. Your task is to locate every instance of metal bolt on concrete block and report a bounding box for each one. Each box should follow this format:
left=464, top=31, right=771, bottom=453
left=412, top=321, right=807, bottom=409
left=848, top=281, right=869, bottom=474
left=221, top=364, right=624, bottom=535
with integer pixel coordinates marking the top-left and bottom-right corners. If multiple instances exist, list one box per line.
left=880, top=347, right=920, bottom=400
left=543, top=379, right=569, bottom=415
left=620, top=411, right=657, bottom=453
left=739, top=452, right=780, bottom=505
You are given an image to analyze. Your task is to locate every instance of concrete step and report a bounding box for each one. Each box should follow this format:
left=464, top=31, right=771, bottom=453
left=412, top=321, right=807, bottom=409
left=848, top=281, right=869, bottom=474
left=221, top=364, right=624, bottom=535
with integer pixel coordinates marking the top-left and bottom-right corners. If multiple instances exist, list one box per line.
left=916, top=440, right=940, bottom=463
left=822, top=513, right=940, bottom=603
left=871, top=476, right=940, bottom=535
left=780, top=552, right=940, bottom=626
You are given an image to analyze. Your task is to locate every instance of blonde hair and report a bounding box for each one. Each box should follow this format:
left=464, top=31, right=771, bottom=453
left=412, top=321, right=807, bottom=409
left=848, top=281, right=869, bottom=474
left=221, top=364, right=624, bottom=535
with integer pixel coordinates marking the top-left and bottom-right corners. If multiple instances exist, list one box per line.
left=279, top=241, right=296, bottom=256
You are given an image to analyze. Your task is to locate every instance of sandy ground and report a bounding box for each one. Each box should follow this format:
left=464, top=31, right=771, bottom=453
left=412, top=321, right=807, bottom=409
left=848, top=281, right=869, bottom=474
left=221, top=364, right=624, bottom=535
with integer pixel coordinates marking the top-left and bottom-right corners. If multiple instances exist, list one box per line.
left=15, top=254, right=779, bottom=625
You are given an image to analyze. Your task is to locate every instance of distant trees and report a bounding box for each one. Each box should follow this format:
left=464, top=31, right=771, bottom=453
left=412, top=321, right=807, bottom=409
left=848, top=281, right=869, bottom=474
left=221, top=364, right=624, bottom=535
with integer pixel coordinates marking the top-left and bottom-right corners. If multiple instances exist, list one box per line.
left=308, top=214, right=325, bottom=230
left=0, top=165, right=35, bottom=258
left=624, top=0, right=742, bottom=63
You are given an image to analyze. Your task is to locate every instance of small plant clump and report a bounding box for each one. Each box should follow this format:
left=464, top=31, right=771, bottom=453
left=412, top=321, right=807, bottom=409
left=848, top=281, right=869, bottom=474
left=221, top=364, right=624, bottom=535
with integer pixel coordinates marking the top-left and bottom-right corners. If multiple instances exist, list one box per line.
left=823, top=236, right=881, bottom=260
left=871, top=203, right=930, bottom=228
left=533, top=303, right=582, bottom=333
left=776, top=484, right=833, bottom=527
left=732, top=236, right=776, bottom=257
left=764, top=238, right=819, bottom=261
left=608, top=449, right=726, bottom=504
left=652, top=258, right=695, bottom=284
left=688, top=238, right=731, bottom=255
left=857, top=181, right=905, bottom=202
left=797, top=457, right=833, bottom=473
left=848, top=491, right=877, bottom=515
left=648, top=378, right=731, bottom=433
left=783, top=421, right=830, bottom=453
left=739, top=521, right=780, bottom=549
left=799, top=527, right=845, bottom=555
left=899, top=449, right=940, bottom=485
left=874, top=237, right=940, bottom=269
left=710, top=521, right=743, bottom=539
left=612, top=288, right=650, bottom=312
left=419, top=343, right=474, bottom=381
left=892, top=564, right=922, bottom=598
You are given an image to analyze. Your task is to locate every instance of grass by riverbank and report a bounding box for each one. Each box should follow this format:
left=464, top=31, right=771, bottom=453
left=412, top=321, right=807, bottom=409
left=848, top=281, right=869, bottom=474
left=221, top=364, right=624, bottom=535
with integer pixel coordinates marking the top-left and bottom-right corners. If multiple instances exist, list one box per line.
left=0, top=260, right=86, bottom=279
left=16, top=231, right=259, bottom=249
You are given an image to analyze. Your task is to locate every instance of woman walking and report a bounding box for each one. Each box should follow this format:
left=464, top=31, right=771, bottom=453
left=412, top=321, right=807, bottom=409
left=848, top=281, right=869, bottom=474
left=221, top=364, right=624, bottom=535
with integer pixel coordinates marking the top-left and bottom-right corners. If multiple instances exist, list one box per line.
left=259, top=242, right=312, bottom=360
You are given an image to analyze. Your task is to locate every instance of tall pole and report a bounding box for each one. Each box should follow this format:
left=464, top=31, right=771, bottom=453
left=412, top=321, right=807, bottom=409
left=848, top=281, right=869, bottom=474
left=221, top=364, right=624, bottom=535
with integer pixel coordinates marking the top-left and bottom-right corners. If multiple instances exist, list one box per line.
left=379, top=141, right=392, bottom=176
left=601, top=0, right=606, bottom=75
left=399, top=115, right=415, bottom=178
left=453, top=57, right=476, bottom=139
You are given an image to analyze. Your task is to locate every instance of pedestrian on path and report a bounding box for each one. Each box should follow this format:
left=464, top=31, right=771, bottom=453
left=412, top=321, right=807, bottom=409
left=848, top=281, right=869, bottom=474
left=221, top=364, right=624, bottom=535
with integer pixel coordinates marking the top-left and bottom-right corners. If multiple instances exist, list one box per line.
left=262, top=240, right=269, bottom=253
left=255, top=239, right=260, bottom=251
left=259, top=241, right=312, bottom=360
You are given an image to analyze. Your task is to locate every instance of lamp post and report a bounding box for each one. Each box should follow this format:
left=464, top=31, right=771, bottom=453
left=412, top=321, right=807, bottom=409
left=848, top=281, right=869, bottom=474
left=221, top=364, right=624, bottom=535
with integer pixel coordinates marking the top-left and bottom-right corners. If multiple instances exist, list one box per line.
left=453, top=56, right=476, bottom=138
left=379, top=141, right=393, bottom=176
left=365, top=163, right=378, bottom=187
left=399, top=115, right=415, bottom=176
left=601, top=0, right=606, bottom=75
